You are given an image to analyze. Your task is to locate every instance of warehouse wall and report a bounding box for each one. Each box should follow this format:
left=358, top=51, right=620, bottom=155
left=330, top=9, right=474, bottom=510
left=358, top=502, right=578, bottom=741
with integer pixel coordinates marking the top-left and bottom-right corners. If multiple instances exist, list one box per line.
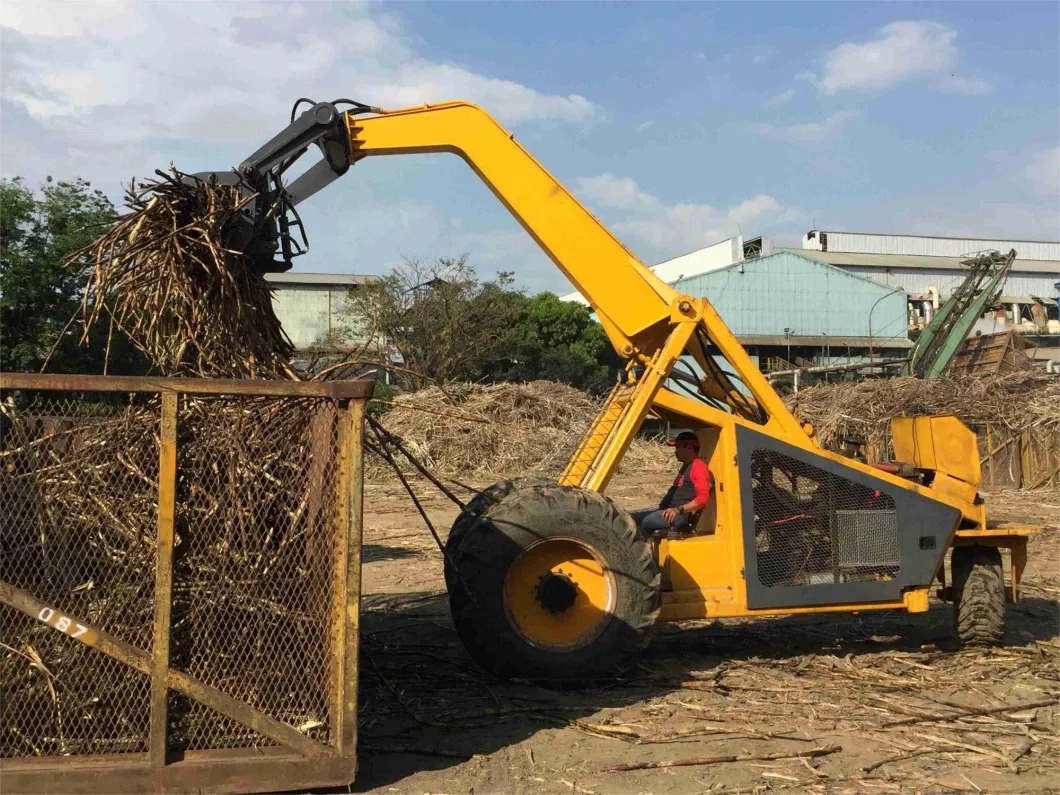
left=673, top=251, right=908, bottom=341
left=804, top=231, right=1060, bottom=261
left=842, top=266, right=1057, bottom=299
left=270, top=285, right=369, bottom=350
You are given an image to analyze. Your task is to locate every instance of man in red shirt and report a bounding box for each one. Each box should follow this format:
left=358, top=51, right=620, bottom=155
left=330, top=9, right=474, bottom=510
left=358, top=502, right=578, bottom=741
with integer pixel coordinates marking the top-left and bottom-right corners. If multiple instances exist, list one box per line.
left=631, top=431, right=711, bottom=535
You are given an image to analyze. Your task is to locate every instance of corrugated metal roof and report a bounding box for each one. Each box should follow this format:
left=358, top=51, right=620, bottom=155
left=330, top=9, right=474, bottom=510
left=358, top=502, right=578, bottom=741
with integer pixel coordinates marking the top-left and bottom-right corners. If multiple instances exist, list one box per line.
left=787, top=249, right=1059, bottom=274
left=265, top=272, right=380, bottom=286
left=671, top=251, right=908, bottom=341
left=803, top=231, right=1060, bottom=260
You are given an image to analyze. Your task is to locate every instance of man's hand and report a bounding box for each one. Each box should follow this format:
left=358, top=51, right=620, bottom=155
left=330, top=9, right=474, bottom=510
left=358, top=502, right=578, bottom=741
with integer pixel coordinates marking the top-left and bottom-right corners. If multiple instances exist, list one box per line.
left=662, top=507, right=680, bottom=525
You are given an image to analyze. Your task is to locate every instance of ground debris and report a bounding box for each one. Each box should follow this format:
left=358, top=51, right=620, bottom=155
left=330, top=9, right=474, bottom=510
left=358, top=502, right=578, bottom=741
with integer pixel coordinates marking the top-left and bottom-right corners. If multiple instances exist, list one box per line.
left=599, top=743, right=842, bottom=772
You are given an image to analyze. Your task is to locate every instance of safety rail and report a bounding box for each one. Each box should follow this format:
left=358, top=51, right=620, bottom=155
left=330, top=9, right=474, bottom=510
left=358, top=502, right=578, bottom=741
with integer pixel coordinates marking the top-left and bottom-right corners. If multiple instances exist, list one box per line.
left=0, top=373, right=372, bottom=794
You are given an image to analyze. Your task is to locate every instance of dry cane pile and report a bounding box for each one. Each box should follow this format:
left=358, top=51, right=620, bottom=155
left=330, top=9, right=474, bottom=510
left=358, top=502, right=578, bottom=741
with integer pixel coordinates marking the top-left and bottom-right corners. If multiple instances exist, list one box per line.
left=787, top=373, right=1060, bottom=456
left=378, top=381, right=671, bottom=480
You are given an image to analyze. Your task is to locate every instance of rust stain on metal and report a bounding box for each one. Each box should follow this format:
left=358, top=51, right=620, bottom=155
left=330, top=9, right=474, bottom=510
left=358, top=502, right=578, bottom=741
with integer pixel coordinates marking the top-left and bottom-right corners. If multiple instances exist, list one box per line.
left=335, top=400, right=365, bottom=756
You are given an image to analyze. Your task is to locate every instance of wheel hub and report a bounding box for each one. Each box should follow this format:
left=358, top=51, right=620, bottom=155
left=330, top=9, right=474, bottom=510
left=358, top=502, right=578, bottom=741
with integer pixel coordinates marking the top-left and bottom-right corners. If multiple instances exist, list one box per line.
left=502, top=537, right=616, bottom=651
left=537, top=571, right=578, bottom=613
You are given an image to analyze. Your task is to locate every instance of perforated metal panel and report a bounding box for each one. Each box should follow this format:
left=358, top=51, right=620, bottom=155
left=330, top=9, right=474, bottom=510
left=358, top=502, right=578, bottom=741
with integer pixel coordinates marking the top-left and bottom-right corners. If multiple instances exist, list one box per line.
left=836, top=510, right=899, bottom=569
left=736, top=426, right=959, bottom=610
left=750, top=450, right=899, bottom=589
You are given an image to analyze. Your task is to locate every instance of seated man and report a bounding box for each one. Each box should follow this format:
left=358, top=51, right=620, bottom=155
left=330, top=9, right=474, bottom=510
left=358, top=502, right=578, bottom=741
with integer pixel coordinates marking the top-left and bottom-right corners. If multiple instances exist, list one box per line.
left=631, top=431, right=711, bottom=535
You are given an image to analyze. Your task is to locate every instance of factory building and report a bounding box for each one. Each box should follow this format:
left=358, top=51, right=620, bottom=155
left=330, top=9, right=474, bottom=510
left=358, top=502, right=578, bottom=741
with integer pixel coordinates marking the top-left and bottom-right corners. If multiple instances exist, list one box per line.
left=562, top=229, right=1058, bottom=367
left=796, top=231, right=1059, bottom=329
left=561, top=236, right=911, bottom=369
left=669, top=250, right=910, bottom=371
left=264, top=272, right=380, bottom=351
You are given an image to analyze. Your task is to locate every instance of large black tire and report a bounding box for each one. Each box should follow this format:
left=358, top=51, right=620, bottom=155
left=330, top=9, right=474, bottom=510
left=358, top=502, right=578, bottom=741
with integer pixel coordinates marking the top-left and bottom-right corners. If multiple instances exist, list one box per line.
left=952, top=546, right=1005, bottom=646
left=447, top=483, right=661, bottom=686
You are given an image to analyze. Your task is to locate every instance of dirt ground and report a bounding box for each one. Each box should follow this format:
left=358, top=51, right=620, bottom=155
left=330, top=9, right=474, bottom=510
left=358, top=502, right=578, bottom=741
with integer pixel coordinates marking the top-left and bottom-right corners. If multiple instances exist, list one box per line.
left=348, top=473, right=1060, bottom=795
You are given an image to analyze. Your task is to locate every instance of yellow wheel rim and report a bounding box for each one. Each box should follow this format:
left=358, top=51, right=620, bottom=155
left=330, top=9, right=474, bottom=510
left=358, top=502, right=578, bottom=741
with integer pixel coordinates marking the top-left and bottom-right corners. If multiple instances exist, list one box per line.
left=503, top=538, right=615, bottom=651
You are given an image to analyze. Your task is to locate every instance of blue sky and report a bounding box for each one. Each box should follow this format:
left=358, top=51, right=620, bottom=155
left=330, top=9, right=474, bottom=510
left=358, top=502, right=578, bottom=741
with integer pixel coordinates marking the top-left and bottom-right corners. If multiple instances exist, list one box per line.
left=2, top=1, right=1057, bottom=294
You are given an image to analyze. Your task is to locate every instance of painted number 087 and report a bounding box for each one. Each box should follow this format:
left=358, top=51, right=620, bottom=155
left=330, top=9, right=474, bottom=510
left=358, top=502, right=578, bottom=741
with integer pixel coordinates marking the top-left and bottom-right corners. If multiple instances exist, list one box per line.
left=37, top=607, right=89, bottom=638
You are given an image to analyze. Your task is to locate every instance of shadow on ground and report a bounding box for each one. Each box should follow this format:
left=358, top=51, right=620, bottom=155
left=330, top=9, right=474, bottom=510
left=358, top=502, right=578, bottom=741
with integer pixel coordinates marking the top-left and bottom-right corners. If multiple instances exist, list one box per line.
left=361, top=544, right=426, bottom=563
left=339, top=591, right=1059, bottom=792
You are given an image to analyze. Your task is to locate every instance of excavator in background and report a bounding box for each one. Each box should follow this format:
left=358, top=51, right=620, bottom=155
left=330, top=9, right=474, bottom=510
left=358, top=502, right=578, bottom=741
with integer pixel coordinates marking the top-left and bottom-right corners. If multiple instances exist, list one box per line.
left=199, top=98, right=1038, bottom=684
left=902, top=249, right=1015, bottom=378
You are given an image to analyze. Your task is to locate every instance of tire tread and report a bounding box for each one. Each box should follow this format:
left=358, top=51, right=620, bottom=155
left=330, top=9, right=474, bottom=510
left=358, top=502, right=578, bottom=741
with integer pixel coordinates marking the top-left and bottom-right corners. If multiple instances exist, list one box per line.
left=952, top=546, right=1005, bottom=647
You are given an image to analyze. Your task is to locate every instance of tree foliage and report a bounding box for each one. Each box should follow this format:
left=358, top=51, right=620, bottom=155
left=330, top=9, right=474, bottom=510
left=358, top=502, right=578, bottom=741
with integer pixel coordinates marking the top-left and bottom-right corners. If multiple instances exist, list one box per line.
left=0, top=176, right=142, bottom=374
left=343, top=257, right=618, bottom=393
left=490, top=292, right=618, bottom=394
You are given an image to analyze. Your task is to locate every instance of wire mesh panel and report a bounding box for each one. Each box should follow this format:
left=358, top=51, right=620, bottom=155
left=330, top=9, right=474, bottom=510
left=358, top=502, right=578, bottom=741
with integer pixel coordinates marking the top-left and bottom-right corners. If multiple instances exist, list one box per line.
left=0, top=375, right=369, bottom=794
left=750, top=449, right=899, bottom=589
left=169, top=396, right=339, bottom=751
left=1, top=394, right=158, bottom=757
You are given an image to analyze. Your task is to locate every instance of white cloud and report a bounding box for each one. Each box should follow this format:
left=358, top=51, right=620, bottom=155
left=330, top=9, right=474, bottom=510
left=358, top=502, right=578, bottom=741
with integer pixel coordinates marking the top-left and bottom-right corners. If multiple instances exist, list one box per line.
left=0, top=1, right=601, bottom=160
left=1025, top=147, right=1060, bottom=197
left=576, top=173, right=661, bottom=212
left=574, top=173, right=803, bottom=254
left=752, top=47, right=773, bottom=65
left=751, top=110, right=857, bottom=143
left=763, top=89, right=795, bottom=108
left=821, top=20, right=955, bottom=93
left=636, top=120, right=655, bottom=132
left=818, top=20, right=989, bottom=96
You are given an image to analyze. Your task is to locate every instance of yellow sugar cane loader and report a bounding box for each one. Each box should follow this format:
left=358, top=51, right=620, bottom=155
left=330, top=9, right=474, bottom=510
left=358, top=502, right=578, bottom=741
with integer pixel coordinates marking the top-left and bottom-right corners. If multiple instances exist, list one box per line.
left=201, top=98, right=1039, bottom=684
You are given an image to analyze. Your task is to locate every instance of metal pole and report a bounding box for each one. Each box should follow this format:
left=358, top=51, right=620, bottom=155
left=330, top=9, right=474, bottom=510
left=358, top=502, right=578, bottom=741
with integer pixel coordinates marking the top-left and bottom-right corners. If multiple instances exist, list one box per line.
left=330, top=398, right=365, bottom=756
left=867, top=292, right=894, bottom=367
left=150, top=392, right=178, bottom=767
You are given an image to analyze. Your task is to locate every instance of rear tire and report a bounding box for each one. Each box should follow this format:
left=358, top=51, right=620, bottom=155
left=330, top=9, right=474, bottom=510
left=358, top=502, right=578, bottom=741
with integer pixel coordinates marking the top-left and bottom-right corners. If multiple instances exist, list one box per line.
left=447, top=483, right=660, bottom=686
left=952, top=546, right=1005, bottom=646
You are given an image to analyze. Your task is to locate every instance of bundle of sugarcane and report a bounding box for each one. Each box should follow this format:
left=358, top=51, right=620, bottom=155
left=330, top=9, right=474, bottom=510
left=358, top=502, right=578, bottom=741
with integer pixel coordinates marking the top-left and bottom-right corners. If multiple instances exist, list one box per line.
left=376, top=381, right=671, bottom=479
left=70, top=168, right=295, bottom=379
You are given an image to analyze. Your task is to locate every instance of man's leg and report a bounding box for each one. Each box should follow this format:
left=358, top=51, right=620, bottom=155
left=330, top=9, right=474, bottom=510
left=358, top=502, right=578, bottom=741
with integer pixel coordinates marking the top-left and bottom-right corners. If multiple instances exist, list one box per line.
left=631, top=508, right=690, bottom=533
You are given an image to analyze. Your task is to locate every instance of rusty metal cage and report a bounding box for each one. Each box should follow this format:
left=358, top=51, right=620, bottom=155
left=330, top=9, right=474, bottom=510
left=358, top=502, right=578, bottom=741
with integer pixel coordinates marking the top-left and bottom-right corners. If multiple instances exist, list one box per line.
left=0, top=374, right=372, bottom=794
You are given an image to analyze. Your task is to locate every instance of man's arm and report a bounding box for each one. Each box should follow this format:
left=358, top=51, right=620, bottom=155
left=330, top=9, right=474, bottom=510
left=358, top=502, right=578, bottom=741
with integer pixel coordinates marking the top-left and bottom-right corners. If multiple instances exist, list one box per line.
left=684, top=459, right=711, bottom=512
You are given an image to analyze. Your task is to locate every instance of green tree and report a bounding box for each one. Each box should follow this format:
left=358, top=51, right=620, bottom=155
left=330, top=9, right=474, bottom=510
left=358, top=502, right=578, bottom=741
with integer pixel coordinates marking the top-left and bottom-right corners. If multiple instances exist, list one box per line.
left=490, top=292, right=619, bottom=393
left=343, top=257, right=619, bottom=393
left=0, top=176, right=139, bottom=374
left=345, top=256, right=526, bottom=389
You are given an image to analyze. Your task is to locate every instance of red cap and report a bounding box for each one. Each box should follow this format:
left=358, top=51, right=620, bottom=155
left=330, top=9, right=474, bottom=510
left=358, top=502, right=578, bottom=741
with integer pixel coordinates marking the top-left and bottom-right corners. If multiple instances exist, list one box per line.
left=666, top=431, right=700, bottom=448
